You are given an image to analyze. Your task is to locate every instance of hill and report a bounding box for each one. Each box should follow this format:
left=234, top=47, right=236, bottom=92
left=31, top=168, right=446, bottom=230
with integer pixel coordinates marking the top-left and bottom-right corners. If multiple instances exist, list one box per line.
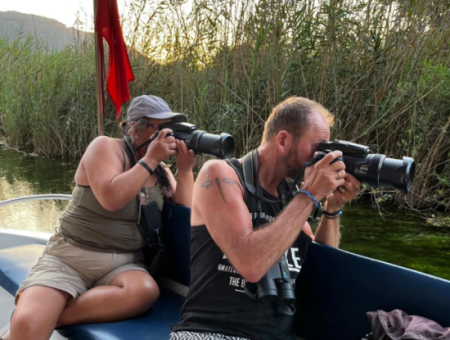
left=0, top=11, right=90, bottom=51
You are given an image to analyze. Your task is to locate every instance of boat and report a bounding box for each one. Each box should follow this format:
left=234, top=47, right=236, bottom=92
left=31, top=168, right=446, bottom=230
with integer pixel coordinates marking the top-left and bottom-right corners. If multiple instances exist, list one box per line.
left=1, top=194, right=450, bottom=340
left=2, top=1, right=450, bottom=338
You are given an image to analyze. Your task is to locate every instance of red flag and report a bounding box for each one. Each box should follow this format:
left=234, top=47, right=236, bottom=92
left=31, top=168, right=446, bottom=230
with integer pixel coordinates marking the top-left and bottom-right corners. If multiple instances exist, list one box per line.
left=95, top=0, right=135, bottom=120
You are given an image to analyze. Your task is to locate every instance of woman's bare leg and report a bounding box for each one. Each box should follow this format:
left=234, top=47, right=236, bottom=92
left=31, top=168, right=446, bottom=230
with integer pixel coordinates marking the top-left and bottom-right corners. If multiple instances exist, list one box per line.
left=10, top=286, right=70, bottom=340
left=56, top=270, right=159, bottom=327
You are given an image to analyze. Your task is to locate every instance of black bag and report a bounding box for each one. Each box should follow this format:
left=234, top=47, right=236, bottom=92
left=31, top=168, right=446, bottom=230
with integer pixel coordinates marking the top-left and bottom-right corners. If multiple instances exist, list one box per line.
left=139, top=200, right=162, bottom=246
left=138, top=201, right=173, bottom=280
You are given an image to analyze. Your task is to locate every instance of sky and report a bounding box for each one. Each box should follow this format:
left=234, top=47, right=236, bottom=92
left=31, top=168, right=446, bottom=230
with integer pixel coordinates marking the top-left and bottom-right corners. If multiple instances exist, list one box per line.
left=0, top=0, right=129, bottom=30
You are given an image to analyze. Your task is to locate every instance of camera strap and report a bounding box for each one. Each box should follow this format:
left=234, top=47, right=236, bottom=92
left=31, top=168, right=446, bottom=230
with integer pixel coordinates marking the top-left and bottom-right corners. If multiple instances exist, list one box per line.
left=135, top=138, right=152, bottom=151
left=135, top=131, right=162, bottom=151
left=242, top=150, right=296, bottom=316
left=122, top=137, right=143, bottom=201
left=242, top=149, right=289, bottom=208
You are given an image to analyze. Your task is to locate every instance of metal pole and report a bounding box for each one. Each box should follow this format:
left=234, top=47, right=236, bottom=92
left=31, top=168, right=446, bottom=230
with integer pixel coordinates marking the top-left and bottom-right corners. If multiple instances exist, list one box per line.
left=0, top=194, right=73, bottom=208
left=94, top=0, right=105, bottom=136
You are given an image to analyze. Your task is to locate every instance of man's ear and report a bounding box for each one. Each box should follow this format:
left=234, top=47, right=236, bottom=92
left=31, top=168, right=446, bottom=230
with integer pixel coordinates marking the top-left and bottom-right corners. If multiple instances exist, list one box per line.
left=276, top=130, right=293, bottom=156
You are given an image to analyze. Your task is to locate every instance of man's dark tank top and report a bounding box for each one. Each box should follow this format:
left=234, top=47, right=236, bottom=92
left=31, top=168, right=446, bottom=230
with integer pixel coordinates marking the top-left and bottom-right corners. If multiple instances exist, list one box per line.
left=172, top=159, right=312, bottom=340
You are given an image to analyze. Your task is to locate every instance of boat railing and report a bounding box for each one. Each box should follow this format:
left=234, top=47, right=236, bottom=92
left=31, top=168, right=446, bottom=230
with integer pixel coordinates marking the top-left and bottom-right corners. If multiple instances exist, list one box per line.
left=0, top=194, right=72, bottom=208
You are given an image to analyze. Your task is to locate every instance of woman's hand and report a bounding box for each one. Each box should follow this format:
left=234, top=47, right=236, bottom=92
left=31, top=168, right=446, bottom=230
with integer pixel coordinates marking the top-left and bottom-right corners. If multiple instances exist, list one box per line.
left=175, top=139, right=196, bottom=173
left=144, top=129, right=176, bottom=165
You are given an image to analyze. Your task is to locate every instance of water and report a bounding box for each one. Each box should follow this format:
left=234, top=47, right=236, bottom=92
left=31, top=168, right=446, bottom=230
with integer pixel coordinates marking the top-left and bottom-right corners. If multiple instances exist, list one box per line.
left=1, top=142, right=450, bottom=280
left=332, top=201, right=450, bottom=280
left=0, top=143, right=77, bottom=233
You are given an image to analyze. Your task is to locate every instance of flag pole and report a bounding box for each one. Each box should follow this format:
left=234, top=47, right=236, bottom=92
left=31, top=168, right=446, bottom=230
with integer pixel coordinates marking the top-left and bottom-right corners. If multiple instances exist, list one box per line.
left=94, top=0, right=105, bottom=136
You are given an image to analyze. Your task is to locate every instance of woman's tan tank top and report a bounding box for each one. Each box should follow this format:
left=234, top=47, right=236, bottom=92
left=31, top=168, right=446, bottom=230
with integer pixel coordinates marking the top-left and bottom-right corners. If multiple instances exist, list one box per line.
left=59, top=145, right=165, bottom=253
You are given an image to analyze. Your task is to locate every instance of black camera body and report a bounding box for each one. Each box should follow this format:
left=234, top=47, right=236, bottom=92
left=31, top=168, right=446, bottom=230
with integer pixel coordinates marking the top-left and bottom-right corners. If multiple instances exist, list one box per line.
left=160, top=122, right=234, bottom=159
left=315, top=140, right=415, bottom=193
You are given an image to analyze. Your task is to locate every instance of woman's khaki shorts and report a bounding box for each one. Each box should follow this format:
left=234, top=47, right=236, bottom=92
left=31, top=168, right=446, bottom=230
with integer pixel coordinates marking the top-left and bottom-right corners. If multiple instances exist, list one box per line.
left=16, top=233, right=148, bottom=304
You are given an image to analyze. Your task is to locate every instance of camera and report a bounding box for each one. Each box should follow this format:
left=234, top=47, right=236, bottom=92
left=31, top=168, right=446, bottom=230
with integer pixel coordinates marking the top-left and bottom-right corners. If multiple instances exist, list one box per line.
left=315, top=140, right=415, bottom=193
left=245, top=255, right=295, bottom=313
left=159, top=122, right=234, bottom=159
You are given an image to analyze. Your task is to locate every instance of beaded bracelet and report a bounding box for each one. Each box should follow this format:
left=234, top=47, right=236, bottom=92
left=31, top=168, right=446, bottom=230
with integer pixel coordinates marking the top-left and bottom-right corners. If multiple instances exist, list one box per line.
left=293, top=189, right=319, bottom=210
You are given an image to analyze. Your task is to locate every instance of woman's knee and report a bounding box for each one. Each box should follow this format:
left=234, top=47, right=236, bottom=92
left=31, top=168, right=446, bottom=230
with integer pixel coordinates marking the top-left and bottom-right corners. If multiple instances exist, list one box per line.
left=11, top=286, right=70, bottom=339
left=110, top=271, right=160, bottom=310
left=11, top=309, right=35, bottom=336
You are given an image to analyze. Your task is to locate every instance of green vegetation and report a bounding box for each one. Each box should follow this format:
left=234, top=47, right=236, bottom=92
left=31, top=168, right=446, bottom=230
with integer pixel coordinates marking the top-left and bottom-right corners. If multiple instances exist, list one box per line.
left=0, top=0, right=450, bottom=210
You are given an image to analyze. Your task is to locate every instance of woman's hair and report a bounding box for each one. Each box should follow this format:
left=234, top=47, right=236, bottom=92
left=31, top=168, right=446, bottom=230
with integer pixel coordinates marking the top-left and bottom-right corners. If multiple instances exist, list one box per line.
left=120, top=118, right=172, bottom=195
left=120, top=118, right=148, bottom=136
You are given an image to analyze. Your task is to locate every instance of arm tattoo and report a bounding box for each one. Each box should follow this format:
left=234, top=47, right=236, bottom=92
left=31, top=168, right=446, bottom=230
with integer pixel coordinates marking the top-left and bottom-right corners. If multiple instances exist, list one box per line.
left=200, top=180, right=213, bottom=189
left=215, top=177, right=227, bottom=203
left=199, top=177, right=237, bottom=203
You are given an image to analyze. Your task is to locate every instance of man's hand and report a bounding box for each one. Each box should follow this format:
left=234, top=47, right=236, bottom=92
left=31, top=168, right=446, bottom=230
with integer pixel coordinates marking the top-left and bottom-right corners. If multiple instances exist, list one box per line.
left=302, top=151, right=347, bottom=201
left=325, top=173, right=361, bottom=211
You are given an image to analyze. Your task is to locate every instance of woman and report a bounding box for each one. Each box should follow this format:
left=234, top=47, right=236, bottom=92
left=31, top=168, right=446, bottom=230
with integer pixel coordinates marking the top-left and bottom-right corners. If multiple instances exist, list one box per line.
left=8, top=95, right=196, bottom=340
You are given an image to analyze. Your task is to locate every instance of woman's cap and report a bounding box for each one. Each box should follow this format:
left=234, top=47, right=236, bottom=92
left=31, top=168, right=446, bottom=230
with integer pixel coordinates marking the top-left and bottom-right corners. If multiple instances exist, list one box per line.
left=127, top=95, right=187, bottom=122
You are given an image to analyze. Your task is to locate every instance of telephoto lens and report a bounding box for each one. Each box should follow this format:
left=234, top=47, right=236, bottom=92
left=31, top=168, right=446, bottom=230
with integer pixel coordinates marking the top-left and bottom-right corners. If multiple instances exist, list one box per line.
left=160, top=122, right=234, bottom=159
left=316, top=140, right=415, bottom=194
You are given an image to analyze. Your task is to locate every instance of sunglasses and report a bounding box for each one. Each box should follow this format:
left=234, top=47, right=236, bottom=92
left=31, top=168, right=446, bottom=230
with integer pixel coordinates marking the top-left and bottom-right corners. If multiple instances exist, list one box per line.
left=145, top=123, right=162, bottom=130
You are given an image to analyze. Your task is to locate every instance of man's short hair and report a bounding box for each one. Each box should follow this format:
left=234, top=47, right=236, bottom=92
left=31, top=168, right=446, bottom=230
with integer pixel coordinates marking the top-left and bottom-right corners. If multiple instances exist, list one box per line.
left=262, top=97, right=334, bottom=143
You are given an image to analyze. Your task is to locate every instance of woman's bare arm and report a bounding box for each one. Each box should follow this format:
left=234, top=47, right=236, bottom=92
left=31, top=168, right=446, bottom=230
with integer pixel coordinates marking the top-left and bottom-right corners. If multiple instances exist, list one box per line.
left=82, top=131, right=176, bottom=211
left=82, top=137, right=156, bottom=211
left=171, top=139, right=195, bottom=207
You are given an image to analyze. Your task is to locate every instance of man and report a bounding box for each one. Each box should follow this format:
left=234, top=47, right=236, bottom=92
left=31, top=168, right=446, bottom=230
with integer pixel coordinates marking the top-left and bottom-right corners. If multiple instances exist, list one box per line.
left=171, top=97, right=361, bottom=340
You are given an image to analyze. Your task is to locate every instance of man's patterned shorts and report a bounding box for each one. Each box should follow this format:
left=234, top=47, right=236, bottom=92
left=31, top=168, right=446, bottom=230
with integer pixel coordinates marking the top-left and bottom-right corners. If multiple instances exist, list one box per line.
left=169, top=331, right=251, bottom=340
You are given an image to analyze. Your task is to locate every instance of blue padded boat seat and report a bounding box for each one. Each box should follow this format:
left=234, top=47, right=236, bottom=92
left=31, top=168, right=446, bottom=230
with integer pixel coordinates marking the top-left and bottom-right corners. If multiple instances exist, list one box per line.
left=57, top=289, right=185, bottom=340
left=294, top=242, right=450, bottom=340
left=0, top=244, right=45, bottom=295
left=164, top=203, right=191, bottom=286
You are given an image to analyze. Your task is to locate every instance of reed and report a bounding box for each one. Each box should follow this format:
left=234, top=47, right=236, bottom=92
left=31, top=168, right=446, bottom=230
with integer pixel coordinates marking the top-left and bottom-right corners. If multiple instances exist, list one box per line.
left=0, top=0, right=449, bottom=210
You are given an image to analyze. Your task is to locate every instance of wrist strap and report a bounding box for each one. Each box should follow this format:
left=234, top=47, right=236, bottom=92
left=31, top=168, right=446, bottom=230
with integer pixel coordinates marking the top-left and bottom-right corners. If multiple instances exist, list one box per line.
left=293, top=190, right=319, bottom=210
left=138, top=160, right=154, bottom=176
left=323, top=209, right=342, bottom=216
left=323, top=211, right=342, bottom=219
left=323, top=208, right=343, bottom=219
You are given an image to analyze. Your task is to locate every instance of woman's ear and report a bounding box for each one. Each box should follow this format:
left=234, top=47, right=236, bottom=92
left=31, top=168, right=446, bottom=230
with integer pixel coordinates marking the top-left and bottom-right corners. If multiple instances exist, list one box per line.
left=276, top=130, right=293, bottom=156
left=128, top=121, right=136, bottom=135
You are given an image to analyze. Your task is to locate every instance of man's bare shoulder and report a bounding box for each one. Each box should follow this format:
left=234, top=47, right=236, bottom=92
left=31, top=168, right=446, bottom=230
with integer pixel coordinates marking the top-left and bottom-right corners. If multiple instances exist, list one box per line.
left=197, top=160, right=242, bottom=188
left=198, top=159, right=233, bottom=175
left=192, top=159, right=246, bottom=225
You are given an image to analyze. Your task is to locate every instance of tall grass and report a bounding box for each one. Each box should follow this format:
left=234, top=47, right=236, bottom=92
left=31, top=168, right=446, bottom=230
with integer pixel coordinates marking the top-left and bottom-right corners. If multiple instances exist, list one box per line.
left=0, top=0, right=449, bottom=210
